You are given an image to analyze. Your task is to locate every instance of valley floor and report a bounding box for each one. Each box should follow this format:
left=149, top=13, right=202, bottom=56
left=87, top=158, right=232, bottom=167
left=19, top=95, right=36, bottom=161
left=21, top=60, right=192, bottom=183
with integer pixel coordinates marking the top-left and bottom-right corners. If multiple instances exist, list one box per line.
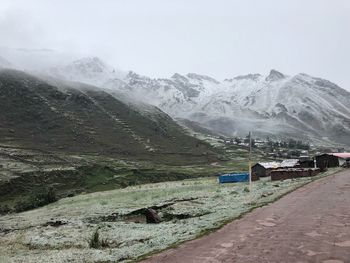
left=0, top=168, right=342, bottom=262
left=143, top=168, right=350, bottom=263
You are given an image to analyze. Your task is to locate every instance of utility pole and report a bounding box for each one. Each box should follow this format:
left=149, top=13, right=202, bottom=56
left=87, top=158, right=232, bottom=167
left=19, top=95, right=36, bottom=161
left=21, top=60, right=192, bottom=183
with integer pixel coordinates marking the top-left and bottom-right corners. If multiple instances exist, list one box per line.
left=248, top=131, right=252, bottom=200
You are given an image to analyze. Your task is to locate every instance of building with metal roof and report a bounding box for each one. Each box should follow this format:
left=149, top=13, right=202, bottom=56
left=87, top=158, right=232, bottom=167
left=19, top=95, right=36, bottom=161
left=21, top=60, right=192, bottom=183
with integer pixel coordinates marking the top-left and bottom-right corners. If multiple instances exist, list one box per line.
left=252, top=162, right=281, bottom=177
left=280, top=159, right=300, bottom=168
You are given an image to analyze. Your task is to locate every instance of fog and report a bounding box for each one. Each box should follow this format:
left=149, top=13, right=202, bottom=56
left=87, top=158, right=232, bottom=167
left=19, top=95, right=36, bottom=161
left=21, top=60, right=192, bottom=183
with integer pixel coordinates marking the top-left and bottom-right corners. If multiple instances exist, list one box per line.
left=0, top=0, right=349, bottom=89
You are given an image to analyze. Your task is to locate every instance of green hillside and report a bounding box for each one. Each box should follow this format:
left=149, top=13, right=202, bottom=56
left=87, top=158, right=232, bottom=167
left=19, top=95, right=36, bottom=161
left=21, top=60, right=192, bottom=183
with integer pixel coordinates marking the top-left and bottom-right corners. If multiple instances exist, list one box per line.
left=0, top=69, right=219, bottom=164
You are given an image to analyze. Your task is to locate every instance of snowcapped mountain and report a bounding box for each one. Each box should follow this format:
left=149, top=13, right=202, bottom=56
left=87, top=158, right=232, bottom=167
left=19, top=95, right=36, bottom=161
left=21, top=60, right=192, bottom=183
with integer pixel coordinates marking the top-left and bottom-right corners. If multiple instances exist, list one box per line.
left=115, top=69, right=350, bottom=145
left=44, top=57, right=350, bottom=146
left=203, top=71, right=350, bottom=145
left=104, top=71, right=223, bottom=117
left=47, top=57, right=127, bottom=86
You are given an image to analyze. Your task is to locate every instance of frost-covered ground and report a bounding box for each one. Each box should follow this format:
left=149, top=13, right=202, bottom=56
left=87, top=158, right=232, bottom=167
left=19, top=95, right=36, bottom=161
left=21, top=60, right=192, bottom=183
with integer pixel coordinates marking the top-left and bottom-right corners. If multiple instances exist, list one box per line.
left=0, top=168, right=342, bottom=262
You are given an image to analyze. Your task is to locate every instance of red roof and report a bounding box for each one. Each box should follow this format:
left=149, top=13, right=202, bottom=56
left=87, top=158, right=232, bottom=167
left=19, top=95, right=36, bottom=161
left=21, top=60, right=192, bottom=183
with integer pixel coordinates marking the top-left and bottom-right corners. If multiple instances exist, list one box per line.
left=331, top=153, right=350, bottom=159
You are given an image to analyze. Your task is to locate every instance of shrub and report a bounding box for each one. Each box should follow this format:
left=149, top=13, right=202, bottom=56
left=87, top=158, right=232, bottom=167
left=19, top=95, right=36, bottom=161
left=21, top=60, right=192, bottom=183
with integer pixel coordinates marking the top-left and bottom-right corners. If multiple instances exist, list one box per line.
left=14, top=187, right=58, bottom=212
left=0, top=205, right=11, bottom=215
left=89, top=228, right=100, bottom=249
left=46, top=187, right=57, bottom=203
left=89, top=227, right=109, bottom=249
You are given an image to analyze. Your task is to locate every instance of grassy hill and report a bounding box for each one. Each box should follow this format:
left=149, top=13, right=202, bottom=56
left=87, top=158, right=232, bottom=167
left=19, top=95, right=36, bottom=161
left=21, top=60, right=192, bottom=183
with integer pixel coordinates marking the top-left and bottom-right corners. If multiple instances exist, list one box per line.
left=0, top=69, right=219, bottom=164
left=0, top=69, right=235, bottom=212
left=0, top=69, right=271, bottom=214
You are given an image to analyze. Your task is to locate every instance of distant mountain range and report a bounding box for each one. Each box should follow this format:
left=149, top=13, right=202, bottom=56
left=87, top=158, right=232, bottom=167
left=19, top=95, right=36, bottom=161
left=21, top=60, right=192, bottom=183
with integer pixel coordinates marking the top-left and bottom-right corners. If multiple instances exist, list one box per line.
left=43, top=57, right=350, bottom=146
left=1, top=55, right=349, bottom=147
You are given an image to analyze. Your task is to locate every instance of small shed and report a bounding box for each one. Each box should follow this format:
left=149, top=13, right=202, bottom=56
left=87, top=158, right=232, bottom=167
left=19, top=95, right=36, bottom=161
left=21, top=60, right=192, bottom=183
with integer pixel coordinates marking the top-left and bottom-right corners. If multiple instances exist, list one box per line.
left=252, top=162, right=281, bottom=177
left=315, top=154, right=339, bottom=170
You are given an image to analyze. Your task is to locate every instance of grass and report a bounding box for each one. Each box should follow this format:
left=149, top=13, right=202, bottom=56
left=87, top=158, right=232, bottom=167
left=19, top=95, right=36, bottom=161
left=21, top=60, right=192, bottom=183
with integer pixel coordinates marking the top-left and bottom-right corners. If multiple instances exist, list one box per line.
left=0, top=139, right=265, bottom=213
left=0, top=167, right=342, bottom=262
left=135, top=167, right=344, bottom=262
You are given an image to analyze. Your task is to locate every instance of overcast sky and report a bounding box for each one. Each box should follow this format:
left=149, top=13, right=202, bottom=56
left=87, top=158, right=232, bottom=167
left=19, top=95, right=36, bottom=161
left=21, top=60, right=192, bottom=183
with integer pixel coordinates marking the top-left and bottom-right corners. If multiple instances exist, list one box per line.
left=0, top=0, right=349, bottom=89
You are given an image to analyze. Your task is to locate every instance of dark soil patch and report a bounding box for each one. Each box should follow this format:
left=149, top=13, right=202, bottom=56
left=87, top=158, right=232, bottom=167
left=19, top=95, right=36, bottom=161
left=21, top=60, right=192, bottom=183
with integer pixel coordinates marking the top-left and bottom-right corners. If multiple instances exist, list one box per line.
left=86, top=197, right=204, bottom=224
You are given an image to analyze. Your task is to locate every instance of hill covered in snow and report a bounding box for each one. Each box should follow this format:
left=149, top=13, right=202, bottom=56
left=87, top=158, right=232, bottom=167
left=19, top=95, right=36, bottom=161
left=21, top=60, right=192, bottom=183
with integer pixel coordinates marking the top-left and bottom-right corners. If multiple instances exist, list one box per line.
left=47, top=57, right=127, bottom=86
left=32, top=57, right=350, bottom=146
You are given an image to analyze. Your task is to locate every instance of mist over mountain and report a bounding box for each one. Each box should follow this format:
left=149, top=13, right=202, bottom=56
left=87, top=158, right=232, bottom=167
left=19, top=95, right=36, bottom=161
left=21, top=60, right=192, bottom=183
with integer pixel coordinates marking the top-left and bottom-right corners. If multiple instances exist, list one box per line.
left=0, top=56, right=12, bottom=68
left=0, top=68, right=218, bottom=164
left=47, top=57, right=127, bottom=86
left=0, top=55, right=349, bottom=146
left=35, top=57, right=350, bottom=146
left=0, top=1, right=349, bottom=261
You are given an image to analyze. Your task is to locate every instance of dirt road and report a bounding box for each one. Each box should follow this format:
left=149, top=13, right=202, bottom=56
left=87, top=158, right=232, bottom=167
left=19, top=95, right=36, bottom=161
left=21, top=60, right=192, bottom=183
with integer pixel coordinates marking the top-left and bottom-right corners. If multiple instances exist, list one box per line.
left=143, top=169, right=350, bottom=263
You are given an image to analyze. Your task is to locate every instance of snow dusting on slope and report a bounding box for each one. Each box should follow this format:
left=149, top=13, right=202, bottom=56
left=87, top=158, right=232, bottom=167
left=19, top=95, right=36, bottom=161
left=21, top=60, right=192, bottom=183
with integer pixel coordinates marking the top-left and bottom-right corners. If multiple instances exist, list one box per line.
left=44, top=58, right=350, bottom=145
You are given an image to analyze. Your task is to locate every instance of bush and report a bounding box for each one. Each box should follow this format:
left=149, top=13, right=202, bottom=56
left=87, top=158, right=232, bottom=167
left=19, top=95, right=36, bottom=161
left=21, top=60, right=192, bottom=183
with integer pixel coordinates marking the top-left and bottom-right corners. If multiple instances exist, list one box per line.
left=46, top=187, right=57, bottom=203
left=0, top=205, right=11, bottom=215
left=14, top=187, right=57, bottom=213
left=89, top=228, right=100, bottom=249
left=89, top=228, right=109, bottom=249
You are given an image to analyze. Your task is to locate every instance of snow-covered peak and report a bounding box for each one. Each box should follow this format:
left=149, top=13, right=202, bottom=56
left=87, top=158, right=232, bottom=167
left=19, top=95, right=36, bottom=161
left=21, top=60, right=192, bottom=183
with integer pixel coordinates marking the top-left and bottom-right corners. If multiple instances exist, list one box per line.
left=225, top=73, right=262, bottom=82
left=186, top=73, right=220, bottom=84
left=126, top=70, right=145, bottom=80
left=122, top=69, right=349, bottom=145
left=47, top=56, right=127, bottom=86
left=171, top=73, right=188, bottom=83
left=170, top=72, right=220, bottom=85
left=125, top=71, right=155, bottom=86
left=70, top=56, right=111, bottom=72
left=265, top=69, right=286, bottom=82
left=38, top=58, right=350, bottom=145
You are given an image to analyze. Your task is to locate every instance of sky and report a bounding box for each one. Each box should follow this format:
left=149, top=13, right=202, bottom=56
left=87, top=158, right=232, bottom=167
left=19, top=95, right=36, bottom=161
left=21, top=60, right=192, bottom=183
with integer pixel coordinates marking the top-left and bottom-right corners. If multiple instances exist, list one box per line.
left=0, top=0, right=349, bottom=89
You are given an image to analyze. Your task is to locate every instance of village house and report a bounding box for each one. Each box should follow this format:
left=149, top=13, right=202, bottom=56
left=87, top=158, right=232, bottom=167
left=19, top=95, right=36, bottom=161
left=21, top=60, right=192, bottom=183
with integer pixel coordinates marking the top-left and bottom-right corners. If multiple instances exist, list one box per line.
left=315, top=153, right=350, bottom=169
left=252, top=162, right=281, bottom=177
left=331, top=153, right=350, bottom=166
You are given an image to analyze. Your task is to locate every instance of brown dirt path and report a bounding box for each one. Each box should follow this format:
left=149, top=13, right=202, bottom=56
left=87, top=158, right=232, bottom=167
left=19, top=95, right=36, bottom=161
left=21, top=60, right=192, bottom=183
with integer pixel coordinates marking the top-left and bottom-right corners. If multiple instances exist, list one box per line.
left=142, top=169, right=350, bottom=263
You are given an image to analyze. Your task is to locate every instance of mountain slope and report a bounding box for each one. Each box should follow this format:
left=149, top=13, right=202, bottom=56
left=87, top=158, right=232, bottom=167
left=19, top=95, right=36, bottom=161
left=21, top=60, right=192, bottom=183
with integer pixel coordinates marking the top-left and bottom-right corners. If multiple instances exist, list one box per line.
left=0, top=69, right=218, bottom=164
left=111, top=70, right=350, bottom=145
left=45, top=58, right=350, bottom=146
left=47, top=57, right=127, bottom=86
left=212, top=71, right=350, bottom=144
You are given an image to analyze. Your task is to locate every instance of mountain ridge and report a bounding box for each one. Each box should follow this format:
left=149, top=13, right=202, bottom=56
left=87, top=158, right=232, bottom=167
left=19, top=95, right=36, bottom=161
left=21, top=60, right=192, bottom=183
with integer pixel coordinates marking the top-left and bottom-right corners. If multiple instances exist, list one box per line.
left=0, top=68, right=219, bottom=164
left=3, top=56, right=350, bottom=146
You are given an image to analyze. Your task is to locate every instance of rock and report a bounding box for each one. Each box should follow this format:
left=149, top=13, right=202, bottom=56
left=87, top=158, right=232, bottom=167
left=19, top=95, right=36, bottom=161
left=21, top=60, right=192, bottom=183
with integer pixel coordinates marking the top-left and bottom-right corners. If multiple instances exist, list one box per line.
left=145, top=209, right=161, bottom=224
left=43, top=220, right=68, bottom=227
left=261, top=192, right=273, bottom=198
left=265, top=69, right=286, bottom=82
